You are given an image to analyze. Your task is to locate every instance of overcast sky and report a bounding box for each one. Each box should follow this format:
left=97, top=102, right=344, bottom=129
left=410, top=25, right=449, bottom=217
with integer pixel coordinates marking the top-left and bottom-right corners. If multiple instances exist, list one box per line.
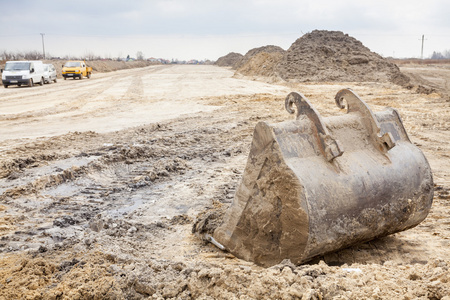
left=1, top=0, right=449, bottom=60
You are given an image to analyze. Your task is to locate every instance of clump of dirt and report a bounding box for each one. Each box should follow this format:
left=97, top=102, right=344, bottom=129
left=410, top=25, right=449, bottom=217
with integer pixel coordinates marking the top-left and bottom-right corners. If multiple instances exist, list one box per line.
left=0, top=252, right=123, bottom=299
left=192, top=201, right=227, bottom=236
left=214, top=52, right=243, bottom=68
left=276, top=30, right=410, bottom=85
left=416, top=84, right=437, bottom=95
left=234, top=45, right=286, bottom=70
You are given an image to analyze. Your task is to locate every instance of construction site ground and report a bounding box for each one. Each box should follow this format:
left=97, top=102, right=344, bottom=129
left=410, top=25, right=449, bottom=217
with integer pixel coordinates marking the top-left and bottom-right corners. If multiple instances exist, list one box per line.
left=0, top=64, right=449, bottom=299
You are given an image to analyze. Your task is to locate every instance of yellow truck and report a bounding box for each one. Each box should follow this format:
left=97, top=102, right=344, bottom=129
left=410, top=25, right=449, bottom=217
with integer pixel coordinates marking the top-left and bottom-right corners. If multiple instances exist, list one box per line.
left=62, top=61, right=92, bottom=80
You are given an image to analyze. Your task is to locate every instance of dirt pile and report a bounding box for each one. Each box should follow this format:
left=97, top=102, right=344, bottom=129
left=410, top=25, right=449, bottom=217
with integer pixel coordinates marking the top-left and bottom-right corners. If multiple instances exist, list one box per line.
left=235, top=52, right=284, bottom=78
left=276, top=30, right=410, bottom=85
left=214, top=52, right=243, bottom=67
left=234, top=45, right=285, bottom=70
left=234, top=30, right=410, bottom=85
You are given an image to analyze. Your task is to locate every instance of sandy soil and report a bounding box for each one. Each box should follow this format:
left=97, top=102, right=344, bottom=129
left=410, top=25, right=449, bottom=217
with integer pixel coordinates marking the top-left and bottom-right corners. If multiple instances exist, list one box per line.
left=0, top=64, right=449, bottom=299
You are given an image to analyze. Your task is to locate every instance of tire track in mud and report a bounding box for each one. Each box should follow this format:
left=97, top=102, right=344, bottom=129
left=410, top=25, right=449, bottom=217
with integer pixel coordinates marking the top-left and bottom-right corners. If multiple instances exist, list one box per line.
left=123, top=75, right=144, bottom=101
left=79, top=74, right=146, bottom=118
left=0, top=107, right=254, bottom=253
left=63, top=73, right=161, bottom=126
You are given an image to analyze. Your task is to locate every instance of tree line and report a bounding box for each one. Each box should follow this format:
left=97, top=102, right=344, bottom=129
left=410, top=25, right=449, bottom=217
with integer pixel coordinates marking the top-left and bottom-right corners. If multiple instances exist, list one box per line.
left=0, top=50, right=148, bottom=62
left=430, top=50, right=450, bottom=59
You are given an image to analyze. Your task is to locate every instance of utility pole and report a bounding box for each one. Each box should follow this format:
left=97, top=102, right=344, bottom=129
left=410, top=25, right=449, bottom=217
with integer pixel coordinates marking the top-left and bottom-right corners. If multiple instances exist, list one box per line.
left=40, top=33, right=45, bottom=59
left=421, top=34, right=424, bottom=60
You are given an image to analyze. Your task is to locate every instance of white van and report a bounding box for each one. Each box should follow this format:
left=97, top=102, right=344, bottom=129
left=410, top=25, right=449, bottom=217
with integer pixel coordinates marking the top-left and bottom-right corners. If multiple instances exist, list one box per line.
left=44, top=64, right=57, bottom=84
left=1, top=61, right=45, bottom=88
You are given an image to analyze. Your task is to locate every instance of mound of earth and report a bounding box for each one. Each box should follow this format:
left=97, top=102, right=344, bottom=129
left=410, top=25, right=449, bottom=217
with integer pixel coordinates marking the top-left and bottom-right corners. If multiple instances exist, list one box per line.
left=214, top=52, right=243, bottom=67
left=276, top=30, right=410, bottom=85
left=235, top=52, right=284, bottom=78
left=234, top=45, right=286, bottom=70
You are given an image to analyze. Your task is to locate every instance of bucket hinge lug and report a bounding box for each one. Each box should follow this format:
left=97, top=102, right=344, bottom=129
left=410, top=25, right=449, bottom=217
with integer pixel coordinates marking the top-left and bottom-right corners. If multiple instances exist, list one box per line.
left=335, top=88, right=395, bottom=152
left=285, top=92, right=344, bottom=162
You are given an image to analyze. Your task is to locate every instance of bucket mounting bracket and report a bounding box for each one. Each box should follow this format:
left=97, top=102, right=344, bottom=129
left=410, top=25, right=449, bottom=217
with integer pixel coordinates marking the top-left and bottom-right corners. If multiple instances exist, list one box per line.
left=285, top=92, right=344, bottom=162
left=335, top=88, right=395, bottom=152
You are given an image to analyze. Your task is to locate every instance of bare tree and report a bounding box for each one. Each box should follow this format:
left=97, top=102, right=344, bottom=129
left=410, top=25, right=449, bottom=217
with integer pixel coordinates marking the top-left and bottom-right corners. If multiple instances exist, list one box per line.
left=136, top=51, right=144, bottom=61
left=0, top=50, right=12, bottom=60
left=444, top=50, right=450, bottom=59
left=24, top=51, right=41, bottom=60
left=85, top=51, right=96, bottom=61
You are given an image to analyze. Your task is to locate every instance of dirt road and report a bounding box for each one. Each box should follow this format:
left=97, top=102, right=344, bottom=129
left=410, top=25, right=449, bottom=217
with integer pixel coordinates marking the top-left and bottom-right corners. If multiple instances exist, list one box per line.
left=0, top=65, right=449, bottom=299
left=0, top=65, right=288, bottom=141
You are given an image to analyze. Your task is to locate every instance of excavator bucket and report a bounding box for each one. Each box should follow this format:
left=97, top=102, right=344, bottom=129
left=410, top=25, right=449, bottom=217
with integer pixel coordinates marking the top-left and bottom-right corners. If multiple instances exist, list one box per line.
left=212, top=89, right=433, bottom=267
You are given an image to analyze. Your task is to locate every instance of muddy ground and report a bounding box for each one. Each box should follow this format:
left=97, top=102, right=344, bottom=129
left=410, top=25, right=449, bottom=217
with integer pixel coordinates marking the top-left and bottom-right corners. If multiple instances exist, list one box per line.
left=0, top=64, right=449, bottom=299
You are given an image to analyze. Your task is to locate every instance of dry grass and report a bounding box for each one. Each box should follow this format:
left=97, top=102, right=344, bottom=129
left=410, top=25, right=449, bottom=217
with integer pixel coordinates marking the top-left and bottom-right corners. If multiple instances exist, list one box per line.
left=390, top=58, right=450, bottom=65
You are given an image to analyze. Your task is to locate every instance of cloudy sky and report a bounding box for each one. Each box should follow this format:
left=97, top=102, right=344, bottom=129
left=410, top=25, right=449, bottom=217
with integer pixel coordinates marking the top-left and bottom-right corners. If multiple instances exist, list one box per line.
left=1, top=0, right=449, bottom=60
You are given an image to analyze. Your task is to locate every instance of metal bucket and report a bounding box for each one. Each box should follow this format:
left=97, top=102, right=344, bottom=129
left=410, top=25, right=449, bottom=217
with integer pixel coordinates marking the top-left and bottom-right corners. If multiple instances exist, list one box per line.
left=213, top=89, right=433, bottom=267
